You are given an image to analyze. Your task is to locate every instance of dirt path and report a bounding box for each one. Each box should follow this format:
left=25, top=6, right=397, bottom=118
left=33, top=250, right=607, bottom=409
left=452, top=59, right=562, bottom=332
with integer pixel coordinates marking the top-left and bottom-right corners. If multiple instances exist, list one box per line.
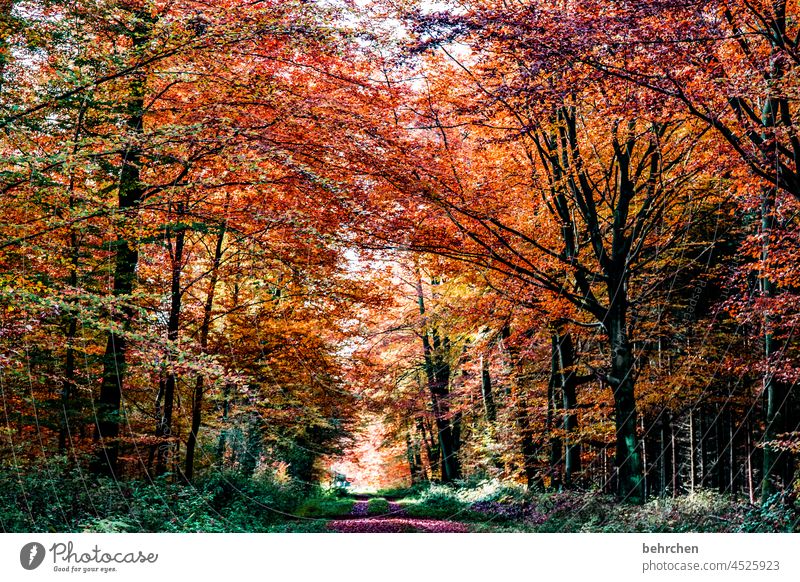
left=327, top=497, right=470, bottom=533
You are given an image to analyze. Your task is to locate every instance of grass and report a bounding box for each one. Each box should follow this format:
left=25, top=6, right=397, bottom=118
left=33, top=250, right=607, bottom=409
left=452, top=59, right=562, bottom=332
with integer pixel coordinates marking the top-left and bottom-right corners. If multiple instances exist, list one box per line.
left=386, top=480, right=800, bottom=533
left=367, top=498, right=390, bottom=515
left=294, top=496, right=355, bottom=518
left=5, top=456, right=795, bottom=533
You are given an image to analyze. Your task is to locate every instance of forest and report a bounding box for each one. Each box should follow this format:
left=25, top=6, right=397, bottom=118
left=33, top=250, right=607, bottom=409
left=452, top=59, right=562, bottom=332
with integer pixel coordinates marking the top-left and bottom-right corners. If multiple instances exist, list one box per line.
left=1, top=0, right=799, bottom=534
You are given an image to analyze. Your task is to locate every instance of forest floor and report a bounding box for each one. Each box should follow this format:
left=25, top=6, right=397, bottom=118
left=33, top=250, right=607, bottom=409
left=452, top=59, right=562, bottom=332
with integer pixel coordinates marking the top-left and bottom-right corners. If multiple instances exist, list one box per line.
left=7, top=463, right=796, bottom=532
left=292, top=485, right=799, bottom=534
left=326, top=496, right=471, bottom=532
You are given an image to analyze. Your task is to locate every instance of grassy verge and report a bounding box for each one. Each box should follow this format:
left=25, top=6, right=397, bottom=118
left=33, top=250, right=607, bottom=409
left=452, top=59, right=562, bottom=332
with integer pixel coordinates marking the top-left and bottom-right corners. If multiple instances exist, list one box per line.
left=366, top=498, right=390, bottom=516
left=389, top=480, right=800, bottom=533
left=294, top=496, right=355, bottom=518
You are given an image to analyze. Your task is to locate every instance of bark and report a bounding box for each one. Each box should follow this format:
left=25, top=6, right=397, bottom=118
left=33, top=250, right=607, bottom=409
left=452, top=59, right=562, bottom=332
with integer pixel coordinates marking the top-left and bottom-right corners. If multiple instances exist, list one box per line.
left=517, top=403, right=541, bottom=489
left=556, top=331, right=581, bottom=487
left=760, top=186, right=795, bottom=501
left=58, top=309, right=77, bottom=454
left=689, top=410, right=695, bottom=493
left=93, top=11, right=151, bottom=476
left=607, top=299, right=644, bottom=503
left=0, top=0, right=13, bottom=94
left=502, top=325, right=541, bottom=489
left=406, top=432, right=424, bottom=484
left=155, top=203, right=186, bottom=475
left=660, top=412, right=675, bottom=497
left=715, top=405, right=728, bottom=493
left=537, top=111, right=650, bottom=501
left=480, top=354, right=496, bottom=422
left=185, top=218, right=227, bottom=480
left=58, top=103, right=87, bottom=454
left=416, top=274, right=460, bottom=482
left=216, top=382, right=232, bottom=466
left=417, top=415, right=439, bottom=479
left=547, top=334, right=563, bottom=490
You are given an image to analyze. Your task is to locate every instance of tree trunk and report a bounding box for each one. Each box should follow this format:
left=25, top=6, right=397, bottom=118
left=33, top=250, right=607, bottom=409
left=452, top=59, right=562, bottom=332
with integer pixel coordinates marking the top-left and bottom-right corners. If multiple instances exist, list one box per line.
left=557, top=331, right=581, bottom=487
left=689, top=410, right=695, bottom=493
left=516, top=399, right=541, bottom=489
left=93, top=12, right=151, bottom=476
left=185, top=218, right=227, bottom=480
left=660, top=412, right=675, bottom=497
left=216, top=382, right=232, bottom=466
left=760, top=190, right=794, bottom=500
left=480, top=354, right=496, bottom=422
left=547, top=334, right=563, bottom=490
left=502, top=325, right=540, bottom=488
left=418, top=415, right=439, bottom=479
left=59, top=228, right=80, bottom=454
left=406, top=432, right=424, bottom=484
left=0, top=0, right=14, bottom=94
left=716, top=405, right=730, bottom=493
left=58, top=100, right=89, bottom=456
left=155, top=203, right=185, bottom=475
left=416, top=274, right=460, bottom=482
left=607, top=300, right=644, bottom=503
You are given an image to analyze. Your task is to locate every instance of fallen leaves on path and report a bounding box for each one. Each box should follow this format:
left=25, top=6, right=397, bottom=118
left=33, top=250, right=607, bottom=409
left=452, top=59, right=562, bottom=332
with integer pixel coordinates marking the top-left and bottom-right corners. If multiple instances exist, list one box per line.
left=327, top=518, right=470, bottom=533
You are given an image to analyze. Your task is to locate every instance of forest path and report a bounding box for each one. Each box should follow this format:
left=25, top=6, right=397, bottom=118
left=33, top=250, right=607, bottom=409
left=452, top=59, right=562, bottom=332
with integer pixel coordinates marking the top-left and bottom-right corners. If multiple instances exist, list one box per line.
left=326, top=496, right=470, bottom=533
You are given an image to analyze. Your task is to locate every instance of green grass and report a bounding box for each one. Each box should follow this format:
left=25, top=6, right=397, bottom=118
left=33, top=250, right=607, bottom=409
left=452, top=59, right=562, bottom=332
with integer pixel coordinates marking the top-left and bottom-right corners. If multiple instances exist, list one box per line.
left=375, top=483, right=428, bottom=499
left=4, top=458, right=795, bottom=533
left=264, top=520, right=332, bottom=533
left=294, top=496, right=355, bottom=518
left=367, top=497, right=390, bottom=515
left=400, top=487, right=472, bottom=520
left=385, top=480, right=800, bottom=533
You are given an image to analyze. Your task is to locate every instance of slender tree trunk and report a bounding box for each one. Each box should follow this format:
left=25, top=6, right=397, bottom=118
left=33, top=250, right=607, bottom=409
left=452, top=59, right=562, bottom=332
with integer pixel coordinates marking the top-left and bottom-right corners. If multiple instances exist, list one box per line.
left=689, top=410, right=696, bottom=493
left=93, top=12, right=151, bottom=476
left=185, top=218, right=227, bottom=480
left=58, top=99, right=89, bottom=456
left=501, top=325, right=540, bottom=488
left=416, top=274, right=460, bottom=482
left=746, top=420, right=755, bottom=504
left=216, top=382, right=231, bottom=466
left=728, top=408, right=736, bottom=494
left=660, top=412, right=675, bottom=497
left=156, top=203, right=185, bottom=475
left=406, top=432, right=424, bottom=484
left=480, top=354, right=497, bottom=422
left=716, top=405, right=728, bottom=493
left=59, top=222, right=80, bottom=454
left=671, top=417, right=678, bottom=497
left=516, top=399, right=541, bottom=489
left=557, top=331, right=581, bottom=487
left=417, top=415, right=439, bottom=479
left=0, top=0, right=14, bottom=94
left=412, top=426, right=426, bottom=482
left=548, top=334, right=563, bottom=490
left=699, top=409, right=709, bottom=486
left=59, top=313, right=77, bottom=454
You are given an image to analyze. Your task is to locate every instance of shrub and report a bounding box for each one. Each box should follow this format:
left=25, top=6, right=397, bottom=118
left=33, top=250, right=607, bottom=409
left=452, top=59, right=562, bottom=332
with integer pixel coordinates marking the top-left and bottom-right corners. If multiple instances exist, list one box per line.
left=738, top=493, right=800, bottom=533
left=402, top=485, right=470, bottom=519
